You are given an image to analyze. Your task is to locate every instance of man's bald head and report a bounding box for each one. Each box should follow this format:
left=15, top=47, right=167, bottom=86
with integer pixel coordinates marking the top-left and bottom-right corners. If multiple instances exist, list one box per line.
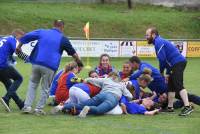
left=53, top=19, right=65, bottom=32
left=146, top=27, right=159, bottom=36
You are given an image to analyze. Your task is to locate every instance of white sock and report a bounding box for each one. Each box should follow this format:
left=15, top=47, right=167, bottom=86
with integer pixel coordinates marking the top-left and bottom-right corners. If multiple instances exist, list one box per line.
left=179, top=89, right=190, bottom=107
left=168, top=92, right=175, bottom=108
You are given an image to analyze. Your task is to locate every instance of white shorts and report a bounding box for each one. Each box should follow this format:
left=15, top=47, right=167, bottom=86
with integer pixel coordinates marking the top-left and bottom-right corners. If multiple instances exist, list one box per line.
left=106, top=104, right=123, bottom=115
left=69, top=86, right=90, bottom=104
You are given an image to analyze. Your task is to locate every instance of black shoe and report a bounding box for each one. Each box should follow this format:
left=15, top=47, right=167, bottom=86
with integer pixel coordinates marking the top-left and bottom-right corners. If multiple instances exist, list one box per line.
left=0, top=97, right=11, bottom=112
left=17, top=101, right=24, bottom=110
left=179, top=105, right=193, bottom=116
left=48, top=100, right=58, bottom=106
left=161, top=107, right=174, bottom=112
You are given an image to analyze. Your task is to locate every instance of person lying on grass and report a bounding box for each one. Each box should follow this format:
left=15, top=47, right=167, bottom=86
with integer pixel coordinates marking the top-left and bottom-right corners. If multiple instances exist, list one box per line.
left=120, top=96, right=160, bottom=116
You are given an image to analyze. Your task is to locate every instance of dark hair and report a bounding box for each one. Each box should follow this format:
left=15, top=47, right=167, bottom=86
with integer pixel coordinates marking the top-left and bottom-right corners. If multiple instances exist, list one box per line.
left=148, top=102, right=161, bottom=111
left=99, top=53, right=110, bottom=64
left=88, top=70, right=97, bottom=77
left=129, top=56, right=141, bottom=64
left=150, top=27, right=159, bottom=36
left=54, top=19, right=64, bottom=27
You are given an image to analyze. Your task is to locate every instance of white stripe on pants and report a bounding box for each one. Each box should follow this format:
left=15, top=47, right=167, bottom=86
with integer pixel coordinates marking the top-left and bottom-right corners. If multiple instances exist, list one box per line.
left=69, top=86, right=90, bottom=104
left=24, top=64, right=55, bottom=109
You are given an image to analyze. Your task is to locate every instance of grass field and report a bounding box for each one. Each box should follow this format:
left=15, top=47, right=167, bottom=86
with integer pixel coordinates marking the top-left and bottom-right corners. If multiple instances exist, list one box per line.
left=0, top=1, right=200, bottom=39
left=0, top=57, right=200, bottom=134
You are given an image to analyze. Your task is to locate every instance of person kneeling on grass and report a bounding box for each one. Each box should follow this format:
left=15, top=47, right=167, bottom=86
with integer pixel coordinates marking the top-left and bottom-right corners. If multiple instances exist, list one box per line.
left=62, top=72, right=133, bottom=118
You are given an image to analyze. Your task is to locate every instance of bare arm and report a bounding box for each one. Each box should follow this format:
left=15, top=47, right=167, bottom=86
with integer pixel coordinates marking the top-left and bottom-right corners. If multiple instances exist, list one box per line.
left=122, top=85, right=133, bottom=101
left=72, top=53, right=84, bottom=72
left=144, top=109, right=159, bottom=116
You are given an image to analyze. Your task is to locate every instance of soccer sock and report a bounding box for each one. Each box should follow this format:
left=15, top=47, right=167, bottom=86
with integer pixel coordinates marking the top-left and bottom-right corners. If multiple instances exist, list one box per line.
left=16, top=51, right=28, bottom=61
left=168, top=92, right=175, bottom=108
left=179, top=89, right=190, bottom=107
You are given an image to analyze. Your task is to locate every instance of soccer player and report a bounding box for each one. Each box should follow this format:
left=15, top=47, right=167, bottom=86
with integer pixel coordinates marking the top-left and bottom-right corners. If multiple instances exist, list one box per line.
left=120, top=97, right=160, bottom=116
left=55, top=62, right=80, bottom=104
left=145, top=27, right=193, bottom=116
left=0, top=29, right=25, bottom=112
left=16, top=20, right=83, bottom=115
left=118, top=61, right=133, bottom=80
left=127, top=56, right=167, bottom=99
left=62, top=72, right=133, bottom=118
left=127, top=74, right=153, bottom=100
left=94, top=53, right=115, bottom=77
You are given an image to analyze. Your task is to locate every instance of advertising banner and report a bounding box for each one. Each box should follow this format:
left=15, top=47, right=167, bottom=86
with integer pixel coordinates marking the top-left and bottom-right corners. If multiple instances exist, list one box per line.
left=171, top=41, right=187, bottom=57
left=187, top=41, right=200, bottom=57
left=136, top=41, right=156, bottom=57
left=63, top=40, right=119, bottom=57
left=119, top=41, right=137, bottom=57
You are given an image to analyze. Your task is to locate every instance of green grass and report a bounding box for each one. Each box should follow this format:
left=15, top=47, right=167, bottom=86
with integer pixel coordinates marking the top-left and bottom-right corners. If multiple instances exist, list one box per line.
left=0, top=57, right=200, bottom=134
left=0, top=1, right=199, bottom=39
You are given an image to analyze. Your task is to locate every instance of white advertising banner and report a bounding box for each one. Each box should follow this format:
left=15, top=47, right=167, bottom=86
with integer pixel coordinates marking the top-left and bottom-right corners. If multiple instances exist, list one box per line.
left=14, top=39, right=190, bottom=57
left=119, top=41, right=137, bottom=57
left=63, top=40, right=119, bottom=57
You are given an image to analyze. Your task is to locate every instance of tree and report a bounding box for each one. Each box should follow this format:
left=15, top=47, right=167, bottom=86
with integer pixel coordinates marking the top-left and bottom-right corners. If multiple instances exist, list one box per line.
left=127, top=0, right=132, bottom=9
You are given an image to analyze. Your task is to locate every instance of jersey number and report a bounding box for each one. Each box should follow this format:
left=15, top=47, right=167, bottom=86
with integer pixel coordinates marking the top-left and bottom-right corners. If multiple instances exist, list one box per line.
left=0, top=39, right=7, bottom=47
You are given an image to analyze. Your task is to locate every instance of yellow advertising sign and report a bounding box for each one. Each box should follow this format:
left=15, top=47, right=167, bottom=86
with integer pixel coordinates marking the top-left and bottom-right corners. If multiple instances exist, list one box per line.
left=136, top=41, right=156, bottom=57
left=187, top=41, right=200, bottom=57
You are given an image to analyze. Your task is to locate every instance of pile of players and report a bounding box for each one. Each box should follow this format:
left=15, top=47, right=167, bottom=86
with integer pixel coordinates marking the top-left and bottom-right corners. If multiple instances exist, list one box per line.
left=0, top=20, right=198, bottom=117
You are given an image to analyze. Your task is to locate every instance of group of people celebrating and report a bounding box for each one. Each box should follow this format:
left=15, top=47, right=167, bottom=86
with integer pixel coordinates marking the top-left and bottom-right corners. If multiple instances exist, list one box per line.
left=0, top=20, right=198, bottom=118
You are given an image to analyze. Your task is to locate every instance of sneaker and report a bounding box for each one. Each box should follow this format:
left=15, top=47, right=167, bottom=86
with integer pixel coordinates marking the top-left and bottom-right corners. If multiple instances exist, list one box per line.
left=78, top=106, right=90, bottom=118
left=22, top=107, right=32, bottom=114
left=179, top=105, right=193, bottom=116
left=0, top=97, right=11, bottom=112
left=51, top=105, right=64, bottom=115
left=34, top=109, right=46, bottom=116
left=160, top=107, right=174, bottom=113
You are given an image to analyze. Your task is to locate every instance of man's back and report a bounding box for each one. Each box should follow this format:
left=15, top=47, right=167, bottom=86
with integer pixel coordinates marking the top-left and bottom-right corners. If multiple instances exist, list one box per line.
left=20, top=28, right=75, bottom=71
left=0, top=36, right=16, bottom=68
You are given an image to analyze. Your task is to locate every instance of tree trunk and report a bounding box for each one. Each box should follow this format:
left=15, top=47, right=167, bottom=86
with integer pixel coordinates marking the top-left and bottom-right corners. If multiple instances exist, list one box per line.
left=127, top=0, right=132, bottom=9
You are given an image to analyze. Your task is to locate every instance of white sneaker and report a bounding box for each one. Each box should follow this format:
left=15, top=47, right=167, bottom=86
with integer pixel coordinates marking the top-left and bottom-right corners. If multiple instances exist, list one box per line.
left=22, top=107, right=32, bottom=114
left=34, top=109, right=46, bottom=116
left=51, top=105, right=64, bottom=115
left=78, top=106, right=90, bottom=118
left=0, top=98, right=11, bottom=112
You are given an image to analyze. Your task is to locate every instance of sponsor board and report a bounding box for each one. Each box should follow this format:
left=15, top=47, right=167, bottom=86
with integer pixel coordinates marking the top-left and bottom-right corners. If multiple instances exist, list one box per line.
left=187, top=41, right=200, bottom=57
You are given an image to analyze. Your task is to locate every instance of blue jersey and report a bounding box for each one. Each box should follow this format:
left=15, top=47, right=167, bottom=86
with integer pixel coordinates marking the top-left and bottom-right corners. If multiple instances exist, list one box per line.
left=126, top=102, right=147, bottom=114
left=130, top=80, right=141, bottom=99
left=49, top=70, right=63, bottom=96
left=153, top=36, right=186, bottom=74
left=120, top=96, right=147, bottom=114
left=129, top=62, right=167, bottom=94
left=130, top=62, right=161, bottom=80
left=0, top=36, right=16, bottom=69
left=20, top=28, right=76, bottom=71
left=73, top=83, right=91, bottom=95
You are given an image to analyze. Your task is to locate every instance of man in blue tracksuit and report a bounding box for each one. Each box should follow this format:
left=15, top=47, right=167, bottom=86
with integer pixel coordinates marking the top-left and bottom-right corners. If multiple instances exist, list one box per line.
left=16, top=20, right=83, bottom=115
left=145, top=27, right=193, bottom=116
left=0, top=29, right=25, bottom=112
left=129, top=56, right=167, bottom=98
